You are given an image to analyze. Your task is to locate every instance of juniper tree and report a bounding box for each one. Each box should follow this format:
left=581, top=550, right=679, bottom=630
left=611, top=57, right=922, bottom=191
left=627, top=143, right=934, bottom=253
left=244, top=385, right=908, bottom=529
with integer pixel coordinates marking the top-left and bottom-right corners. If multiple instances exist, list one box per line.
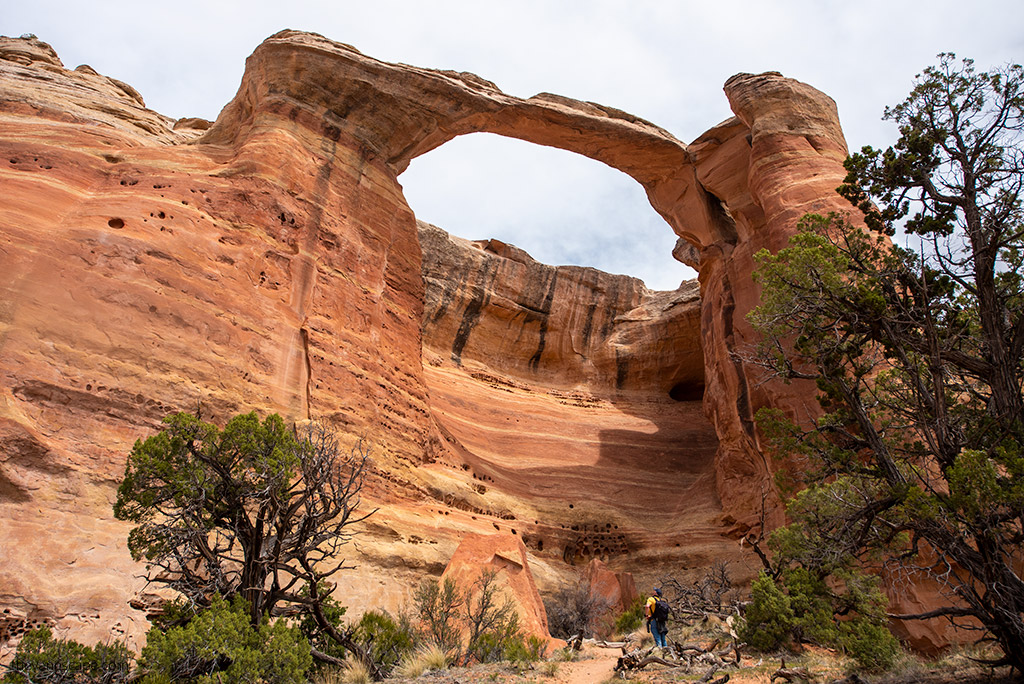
left=748, top=55, right=1024, bottom=671
left=114, top=411, right=379, bottom=675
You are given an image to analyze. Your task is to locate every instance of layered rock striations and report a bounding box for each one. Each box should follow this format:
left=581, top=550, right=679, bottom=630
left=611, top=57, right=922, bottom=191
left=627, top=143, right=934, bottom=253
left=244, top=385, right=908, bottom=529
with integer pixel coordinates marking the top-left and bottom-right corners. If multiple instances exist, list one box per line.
left=419, top=222, right=704, bottom=397
left=1, top=30, right=870, bottom=649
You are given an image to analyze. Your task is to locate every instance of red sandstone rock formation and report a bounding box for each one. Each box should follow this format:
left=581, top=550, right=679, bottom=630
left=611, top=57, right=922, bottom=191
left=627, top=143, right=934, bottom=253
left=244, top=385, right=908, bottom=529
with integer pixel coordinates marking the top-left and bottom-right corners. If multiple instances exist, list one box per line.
left=583, top=559, right=638, bottom=637
left=1, top=29, right=951, bottom=652
left=419, top=221, right=704, bottom=397
left=439, top=533, right=553, bottom=647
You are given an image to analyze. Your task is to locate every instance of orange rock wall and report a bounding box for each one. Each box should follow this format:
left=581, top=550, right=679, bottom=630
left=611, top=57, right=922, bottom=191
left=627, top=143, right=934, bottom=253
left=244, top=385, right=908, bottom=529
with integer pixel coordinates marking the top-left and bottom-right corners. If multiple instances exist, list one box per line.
left=419, top=222, right=704, bottom=397
left=0, top=30, right=900, bottom=650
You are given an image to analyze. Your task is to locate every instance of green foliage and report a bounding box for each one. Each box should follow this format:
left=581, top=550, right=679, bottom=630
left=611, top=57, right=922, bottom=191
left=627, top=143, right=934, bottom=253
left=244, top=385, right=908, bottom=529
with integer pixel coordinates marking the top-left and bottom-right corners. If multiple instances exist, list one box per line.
left=613, top=597, right=646, bottom=636
left=501, top=635, right=547, bottom=664
left=414, top=576, right=463, bottom=655
left=352, top=611, right=415, bottom=676
left=139, top=595, right=311, bottom=684
left=782, top=567, right=837, bottom=646
left=298, top=585, right=348, bottom=668
left=114, top=410, right=373, bottom=672
left=747, top=53, right=1024, bottom=672
left=2, top=626, right=133, bottom=684
left=412, top=571, right=529, bottom=666
left=463, top=571, right=523, bottom=665
left=738, top=572, right=793, bottom=651
left=839, top=619, right=901, bottom=672
left=739, top=568, right=897, bottom=670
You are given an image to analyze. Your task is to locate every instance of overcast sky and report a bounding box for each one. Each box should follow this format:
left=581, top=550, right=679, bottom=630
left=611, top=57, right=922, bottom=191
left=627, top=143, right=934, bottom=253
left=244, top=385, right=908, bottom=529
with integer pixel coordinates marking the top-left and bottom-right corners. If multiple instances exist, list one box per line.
left=7, top=1, right=1023, bottom=289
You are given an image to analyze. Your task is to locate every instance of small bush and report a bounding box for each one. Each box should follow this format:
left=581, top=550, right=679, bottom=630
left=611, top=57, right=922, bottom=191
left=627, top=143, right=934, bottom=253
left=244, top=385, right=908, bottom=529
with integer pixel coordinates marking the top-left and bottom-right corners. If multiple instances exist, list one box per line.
left=413, top=570, right=535, bottom=667
left=340, top=658, right=371, bottom=684
left=139, top=594, right=311, bottom=684
left=613, top=598, right=645, bottom=637
left=839, top=617, right=901, bottom=671
left=738, top=571, right=794, bottom=651
left=353, top=610, right=415, bottom=676
left=784, top=567, right=838, bottom=645
left=540, top=659, right=560, bottom=677
left=503, top=634, right=547, bottom=664
left=2, top=626, right=133, bottom=684
left=553, top=647, right=577, bottom=662
left=463, top=570, right=524, bottom=665
left=413, top=577, right=462, bottom=655
left=543, top=581, right=611, bottom=638
left=394, top=643, right=449, bottom=678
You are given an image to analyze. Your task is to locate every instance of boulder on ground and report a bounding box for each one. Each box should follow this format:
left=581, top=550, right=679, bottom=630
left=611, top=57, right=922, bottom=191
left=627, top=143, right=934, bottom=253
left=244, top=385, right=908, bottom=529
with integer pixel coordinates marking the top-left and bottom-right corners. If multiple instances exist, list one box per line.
left=440, top=532, right=553, bottom=646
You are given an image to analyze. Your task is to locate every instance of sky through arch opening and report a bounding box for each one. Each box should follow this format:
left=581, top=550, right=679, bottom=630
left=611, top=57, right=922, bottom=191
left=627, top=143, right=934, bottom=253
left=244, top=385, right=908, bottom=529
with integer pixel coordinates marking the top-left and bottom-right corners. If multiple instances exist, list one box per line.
left=399, top=132, right=696, bottom=291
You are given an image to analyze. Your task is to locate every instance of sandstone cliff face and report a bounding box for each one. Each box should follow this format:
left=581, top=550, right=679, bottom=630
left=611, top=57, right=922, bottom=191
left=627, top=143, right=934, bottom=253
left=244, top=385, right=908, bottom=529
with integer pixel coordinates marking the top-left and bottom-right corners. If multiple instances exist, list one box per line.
left=0, top=29, right=903, bottom=651
left=419, top=222, right=704, bottom=397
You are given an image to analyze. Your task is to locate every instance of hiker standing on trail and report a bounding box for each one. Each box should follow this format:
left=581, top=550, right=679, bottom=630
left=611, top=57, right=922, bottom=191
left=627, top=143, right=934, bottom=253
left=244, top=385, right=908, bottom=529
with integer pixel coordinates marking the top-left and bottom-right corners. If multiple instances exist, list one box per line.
left=645, top=587, right=669, bottom=648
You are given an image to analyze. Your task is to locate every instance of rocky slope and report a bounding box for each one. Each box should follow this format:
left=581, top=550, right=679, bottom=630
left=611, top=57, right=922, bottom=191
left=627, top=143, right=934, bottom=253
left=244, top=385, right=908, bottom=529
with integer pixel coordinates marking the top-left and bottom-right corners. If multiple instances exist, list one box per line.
left=0, top=31, right=944, bottom=652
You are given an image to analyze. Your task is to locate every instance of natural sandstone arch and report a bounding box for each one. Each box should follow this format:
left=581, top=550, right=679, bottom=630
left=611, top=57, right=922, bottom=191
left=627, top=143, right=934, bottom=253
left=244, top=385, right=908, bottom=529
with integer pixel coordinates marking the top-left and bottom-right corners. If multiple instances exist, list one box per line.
left=0, top=30, right=936, bottom=651
left=202, top=30, right=854, bottom=528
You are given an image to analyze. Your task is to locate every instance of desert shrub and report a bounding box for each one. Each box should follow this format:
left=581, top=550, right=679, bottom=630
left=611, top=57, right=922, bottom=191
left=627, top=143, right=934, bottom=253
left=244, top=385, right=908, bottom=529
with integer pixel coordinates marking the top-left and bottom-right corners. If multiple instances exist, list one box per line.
left=738, top=571, right=794, bottom=651
left=553, top=647, right=577, bottom=662
left=783, top=567, right=838, bottom=645
left=413, top=577, right=462, bottom=655
left=465, top=612, right=522, bottom=665
left=413, top=570, right=532, bottom=666
left=612, top=597, right=645, bottom=636
left=463, top=571, right=523, bottom=665
left=352, top=610, right=415, bottom=676
left=138, top=594, right=311, bottom=684
left=393, top=642, right=449, bottom=678
left=543, top=580, right=611, bottom=638
left=339, top=658, right=370, bottom=684
left=540, top=659, right=560, bottom=677
left=2, top=626, right=133, bottom=684
left=839, top=618, right=900, bottom=671
left=739, top=568, right=901, bottom=671
left=501, top=634, right=546, bottom=664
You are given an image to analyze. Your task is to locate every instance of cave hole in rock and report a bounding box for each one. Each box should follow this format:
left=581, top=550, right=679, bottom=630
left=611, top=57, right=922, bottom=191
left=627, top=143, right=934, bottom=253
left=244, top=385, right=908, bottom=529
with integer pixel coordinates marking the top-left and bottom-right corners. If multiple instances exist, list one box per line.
left=669, top=380, right=705, bottom=402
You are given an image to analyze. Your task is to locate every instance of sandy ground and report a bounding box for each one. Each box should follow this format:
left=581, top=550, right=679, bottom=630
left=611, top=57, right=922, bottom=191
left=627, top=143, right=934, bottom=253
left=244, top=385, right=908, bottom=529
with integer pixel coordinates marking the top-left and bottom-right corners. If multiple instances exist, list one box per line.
left=383, top=640, right=1021, bottom=684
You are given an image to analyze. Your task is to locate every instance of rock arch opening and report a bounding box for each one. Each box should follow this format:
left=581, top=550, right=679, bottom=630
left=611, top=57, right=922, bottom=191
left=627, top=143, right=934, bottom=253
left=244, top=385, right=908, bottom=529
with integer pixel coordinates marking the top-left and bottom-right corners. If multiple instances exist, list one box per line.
left=400, top=132, right=695, bottom=291
left=405, top=131, right=719, bottom=579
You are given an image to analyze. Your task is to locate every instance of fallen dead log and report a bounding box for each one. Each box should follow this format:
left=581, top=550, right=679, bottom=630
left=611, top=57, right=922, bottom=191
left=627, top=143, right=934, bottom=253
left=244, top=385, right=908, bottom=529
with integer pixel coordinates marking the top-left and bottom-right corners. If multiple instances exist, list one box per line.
left=614, top=645, right=680, bottom=672
left=696, top=664, right=720, bottom=682
left=590, top=639, right=627, bottom=648
left=714, top=640, right=742, bottom=665
left=770, top=657, right=816, bottom=682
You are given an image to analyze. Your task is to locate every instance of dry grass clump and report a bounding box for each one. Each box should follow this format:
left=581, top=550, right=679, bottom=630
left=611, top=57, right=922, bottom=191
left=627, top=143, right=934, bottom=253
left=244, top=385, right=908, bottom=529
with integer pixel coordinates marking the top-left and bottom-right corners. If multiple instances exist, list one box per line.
left=393, top=643, right=450, bottom=679
left=311, top=667, right=348, bottom=684
left=340, top=658, right=372, bottom=684
left=539, top=660, right=560, bottom=677
left=553, top=647, right=577, bottom=662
